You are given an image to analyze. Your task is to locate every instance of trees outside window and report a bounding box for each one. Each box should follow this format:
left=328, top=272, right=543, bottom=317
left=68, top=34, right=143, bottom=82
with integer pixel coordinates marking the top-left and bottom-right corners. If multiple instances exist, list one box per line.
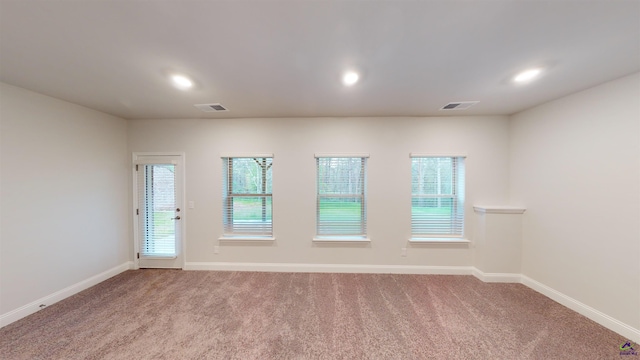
left=222, top=157, right=273, bottom=236
left=316, top=157, right=367, bottom=237
left=411, top=157, right=465, bottom=237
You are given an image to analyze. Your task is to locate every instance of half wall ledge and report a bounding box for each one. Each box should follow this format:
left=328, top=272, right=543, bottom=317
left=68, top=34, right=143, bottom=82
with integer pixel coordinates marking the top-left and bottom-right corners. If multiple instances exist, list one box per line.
left=473, top=205, right=526, bottom=214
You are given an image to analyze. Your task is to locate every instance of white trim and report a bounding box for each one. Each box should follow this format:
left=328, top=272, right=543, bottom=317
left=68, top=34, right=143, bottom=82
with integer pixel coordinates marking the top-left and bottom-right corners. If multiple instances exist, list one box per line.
left=471, top=268, right=522, bottom=283
left=409, top=238, right=470, bottom=244
left=314, top=153, right=370, bottom=158
left=521, top=275, right=640, bottom=343
left=473, top=205, right=526, bottom=214
left=132, top=151, right=184, bottom=159
left=131, top=153, right=138, bottom=268
left=312, top=237, right=371, bottom=243
left=132, top=152, right=186, bottom=270
left=138, top=265, right=185, bottom=269
left=133, top=159, right=177, bottom=165
left=220, top=153, right=273, bottom=158
left=410, top=153, right=467, bottom=158
left=3, top=262, right=636, bottom=342
left=184, top=262, right=473, bottom=275
left=0, top=262, right=133, bottom=328
left=219, top=236, right=275, bottom=242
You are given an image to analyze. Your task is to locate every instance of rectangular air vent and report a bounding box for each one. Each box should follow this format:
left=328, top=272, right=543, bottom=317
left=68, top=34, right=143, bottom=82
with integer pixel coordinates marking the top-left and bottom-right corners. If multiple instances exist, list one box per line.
left=440, top=101, right=479, bottom=111
left=194, top=103, right=229, bottom=112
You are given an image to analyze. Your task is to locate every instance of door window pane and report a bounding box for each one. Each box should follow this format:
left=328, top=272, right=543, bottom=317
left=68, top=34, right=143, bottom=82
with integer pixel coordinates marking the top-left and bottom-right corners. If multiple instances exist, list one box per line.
left=140, top=164, right=176, bottom=256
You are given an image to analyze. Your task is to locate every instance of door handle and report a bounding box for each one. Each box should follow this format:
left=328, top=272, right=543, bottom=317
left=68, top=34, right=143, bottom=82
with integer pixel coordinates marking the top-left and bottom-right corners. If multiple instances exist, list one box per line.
left=172, top=216, right=181, bottom=220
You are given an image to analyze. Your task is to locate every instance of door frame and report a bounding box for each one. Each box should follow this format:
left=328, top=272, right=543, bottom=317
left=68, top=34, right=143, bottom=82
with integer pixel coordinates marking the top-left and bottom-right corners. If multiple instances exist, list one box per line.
left=132, top=152, right=186, bottom=270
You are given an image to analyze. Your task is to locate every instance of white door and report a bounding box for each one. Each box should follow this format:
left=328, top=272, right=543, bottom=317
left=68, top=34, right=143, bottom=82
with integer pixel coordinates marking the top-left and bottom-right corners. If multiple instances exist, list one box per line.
left=134, top=154, right=184, bottom=269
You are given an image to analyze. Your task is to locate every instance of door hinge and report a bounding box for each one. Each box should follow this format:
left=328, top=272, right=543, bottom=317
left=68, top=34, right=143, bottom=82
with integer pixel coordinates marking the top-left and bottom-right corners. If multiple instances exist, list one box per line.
left=136, top=164, right=139, bottom=171
left=137, top=252, right=140, bottom=259
left=136, top=208, right=139, bottom=215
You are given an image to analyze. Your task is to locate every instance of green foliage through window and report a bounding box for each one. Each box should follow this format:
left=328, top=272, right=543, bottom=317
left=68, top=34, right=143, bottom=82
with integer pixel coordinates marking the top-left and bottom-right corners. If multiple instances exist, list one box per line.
left=316, top=157, right=367, bottom=236
left=222, top=157, right=273, bottom=236
left=411, top=157, right=465, bottom=237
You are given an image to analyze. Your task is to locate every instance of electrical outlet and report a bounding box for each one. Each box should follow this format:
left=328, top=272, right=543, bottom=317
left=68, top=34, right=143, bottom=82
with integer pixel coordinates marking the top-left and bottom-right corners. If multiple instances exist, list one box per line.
left=401, top=248, right=407, bottom=257
left=213, top=245, right=219, bottom=254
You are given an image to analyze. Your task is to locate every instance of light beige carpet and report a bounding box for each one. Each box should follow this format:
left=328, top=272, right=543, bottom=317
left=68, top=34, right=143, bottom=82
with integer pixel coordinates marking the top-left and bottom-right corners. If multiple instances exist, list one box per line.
left=0, top=270, right=626, bottom=359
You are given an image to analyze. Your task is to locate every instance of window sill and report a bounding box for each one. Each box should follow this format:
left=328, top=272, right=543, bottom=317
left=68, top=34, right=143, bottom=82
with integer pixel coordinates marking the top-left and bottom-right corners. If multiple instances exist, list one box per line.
left=409, top=238, right=470, bottom=244
left=473, top=205, right=526, bottom=214
left=313, top=236, right=371, bottom=243
left=140, top=255, right=177, bottom=259
left=218, top=236, right=275, bottom=242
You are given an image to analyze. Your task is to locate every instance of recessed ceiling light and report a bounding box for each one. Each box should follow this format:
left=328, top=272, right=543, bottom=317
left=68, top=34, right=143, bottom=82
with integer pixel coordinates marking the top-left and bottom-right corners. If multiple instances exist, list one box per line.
left=170, top=74, right=194, bottom=90
left=513, top=68, right=542, bottom=83
left=342, top=71, right=359, bottom=86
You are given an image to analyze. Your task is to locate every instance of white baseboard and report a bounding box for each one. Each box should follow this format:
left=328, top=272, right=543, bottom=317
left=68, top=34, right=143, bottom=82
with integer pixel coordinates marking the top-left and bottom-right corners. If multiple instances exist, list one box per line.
left=0, top=261, right=133, bottom=328
left=184, top=262, right=474, bottom=275
left=471, top=268, right=522, bottom=283
left=3, top=261, right=637, bottom=343
left=521, top=275, right=640, bottom=343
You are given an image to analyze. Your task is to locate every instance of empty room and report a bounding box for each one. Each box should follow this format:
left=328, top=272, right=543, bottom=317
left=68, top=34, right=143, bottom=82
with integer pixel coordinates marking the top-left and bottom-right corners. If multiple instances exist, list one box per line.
left=1, top=0, right=639, bottom=359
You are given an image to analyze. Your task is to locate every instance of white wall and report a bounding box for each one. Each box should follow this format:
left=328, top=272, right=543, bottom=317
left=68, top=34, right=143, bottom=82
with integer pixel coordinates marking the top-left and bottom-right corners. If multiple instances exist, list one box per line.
left=510, top=73, right=640, bottom=331
left=2, top=72, right=637, bottom=339
left=129, top=116, right=510, bottom=268
left=0, top=83, right=129, bottom=316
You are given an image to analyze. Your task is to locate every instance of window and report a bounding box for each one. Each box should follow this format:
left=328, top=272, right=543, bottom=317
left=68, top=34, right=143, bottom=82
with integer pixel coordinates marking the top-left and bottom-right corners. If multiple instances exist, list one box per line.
left=222, top=156, right=273, bottom=238
left=316, top=156, right=367, bottom=238
left=411, top=156, right=465, bottom=238
left=138, top=163, right=177, bottom=257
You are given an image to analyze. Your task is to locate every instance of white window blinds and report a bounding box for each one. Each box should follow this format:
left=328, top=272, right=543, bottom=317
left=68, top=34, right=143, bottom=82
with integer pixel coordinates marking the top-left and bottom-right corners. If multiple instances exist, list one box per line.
left=316, top=157, right=367, bottom=237
left=411, top=156, right=465, bottom=237
left=138, top=164, right=177, bottom=257
left=222, top=157, right=273, bottom=236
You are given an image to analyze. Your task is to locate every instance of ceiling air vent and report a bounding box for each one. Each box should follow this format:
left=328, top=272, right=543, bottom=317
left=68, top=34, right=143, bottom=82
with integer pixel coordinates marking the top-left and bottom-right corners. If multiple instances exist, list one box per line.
left=440, top=101, right=479, bottom=111
left=194, top=103, right=229, bottom=112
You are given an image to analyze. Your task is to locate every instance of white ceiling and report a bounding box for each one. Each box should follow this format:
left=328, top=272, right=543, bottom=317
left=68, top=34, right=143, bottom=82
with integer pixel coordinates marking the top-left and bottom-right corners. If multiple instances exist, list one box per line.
left=1, top=0, right=639, bottom=120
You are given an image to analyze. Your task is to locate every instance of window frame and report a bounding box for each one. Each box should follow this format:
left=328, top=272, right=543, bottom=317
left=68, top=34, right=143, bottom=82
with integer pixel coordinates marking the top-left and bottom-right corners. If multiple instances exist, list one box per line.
left=410, top=154, right=467, bottom=243
left=220, top=155, right=274, bottom=240
left=314, top=154, right=370, bottom=242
